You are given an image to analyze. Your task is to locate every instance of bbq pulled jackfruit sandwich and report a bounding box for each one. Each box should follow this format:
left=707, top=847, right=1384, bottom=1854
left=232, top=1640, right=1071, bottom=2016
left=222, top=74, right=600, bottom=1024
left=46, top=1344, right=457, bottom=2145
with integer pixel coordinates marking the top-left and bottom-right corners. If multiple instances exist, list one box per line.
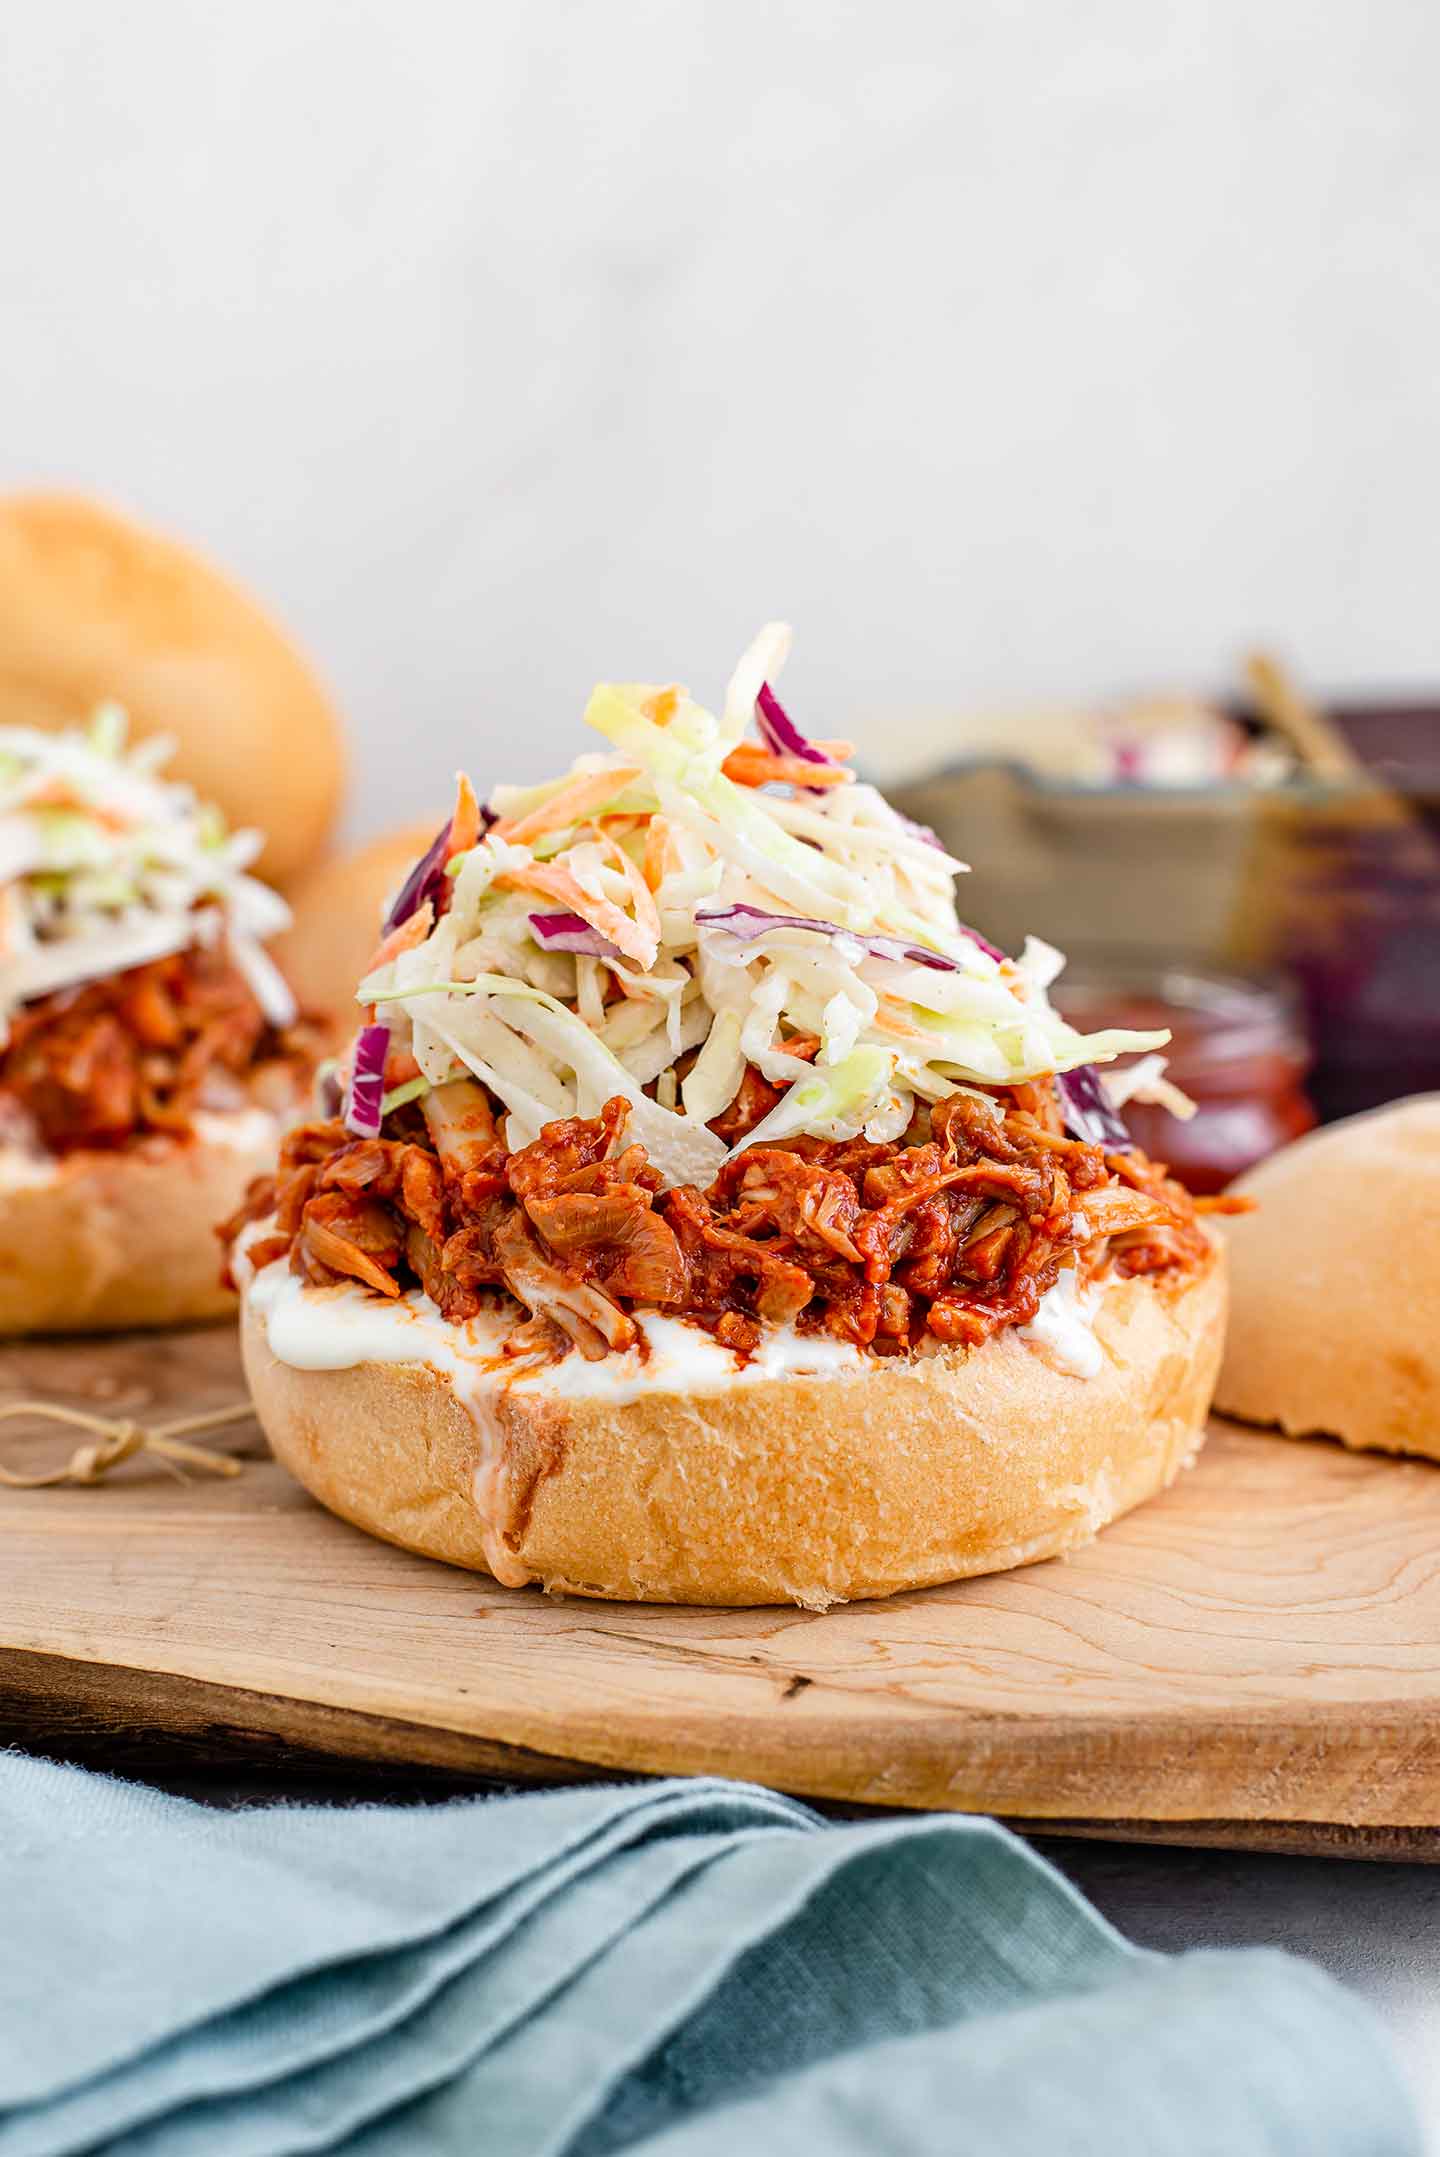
left=0, top=712, right=316, bottom=1332
left=227, top=627, right=1227, bottom=1605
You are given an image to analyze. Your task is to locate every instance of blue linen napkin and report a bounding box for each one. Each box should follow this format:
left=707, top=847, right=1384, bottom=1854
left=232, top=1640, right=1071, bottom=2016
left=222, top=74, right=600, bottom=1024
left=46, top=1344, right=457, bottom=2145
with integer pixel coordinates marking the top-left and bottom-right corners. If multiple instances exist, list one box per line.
left=0, top=1753, right=1417, bottom=2156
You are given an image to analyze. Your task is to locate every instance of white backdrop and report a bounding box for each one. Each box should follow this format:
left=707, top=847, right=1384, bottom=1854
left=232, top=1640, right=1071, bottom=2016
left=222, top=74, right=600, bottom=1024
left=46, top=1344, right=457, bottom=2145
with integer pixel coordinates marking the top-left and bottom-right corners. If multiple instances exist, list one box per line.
left=3, top=1, right=1437, bottom=834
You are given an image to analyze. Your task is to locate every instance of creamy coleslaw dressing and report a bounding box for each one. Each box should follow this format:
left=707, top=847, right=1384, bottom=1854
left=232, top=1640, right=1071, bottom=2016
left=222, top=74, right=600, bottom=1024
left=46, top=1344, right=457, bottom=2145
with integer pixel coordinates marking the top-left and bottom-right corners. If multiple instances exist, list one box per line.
left=241, top=1246, right=867, bottom=1401
left=190, top=1106, right=284, bottom=1154
left=244, top=1251, right=513, bottom=1368
left=0, top=1104, right=280, bottom=1193
left=1016, top=1266, right=1105, bottom=1380
left=0, top=1149, right=60, bottom=1191
left=523, top=1309, right=867, bottom=1398
left=241, top=1239, right=530, bottom=1585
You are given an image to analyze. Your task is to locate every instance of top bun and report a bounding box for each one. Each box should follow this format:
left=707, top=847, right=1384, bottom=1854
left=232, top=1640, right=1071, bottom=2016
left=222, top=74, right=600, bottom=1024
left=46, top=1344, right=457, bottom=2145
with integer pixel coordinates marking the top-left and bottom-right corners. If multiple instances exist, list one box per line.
left=0, top=493, right=345, bottom=884
left=272, top=824, right=436, bottom=1035
left=1216, top=1095, right=1440, bottom=1459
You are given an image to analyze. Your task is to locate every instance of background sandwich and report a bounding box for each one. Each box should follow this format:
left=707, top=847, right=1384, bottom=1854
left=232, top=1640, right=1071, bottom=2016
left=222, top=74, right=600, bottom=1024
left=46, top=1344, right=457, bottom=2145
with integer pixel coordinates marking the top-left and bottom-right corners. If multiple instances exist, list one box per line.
left=0, top=713, right=317, bottom=1331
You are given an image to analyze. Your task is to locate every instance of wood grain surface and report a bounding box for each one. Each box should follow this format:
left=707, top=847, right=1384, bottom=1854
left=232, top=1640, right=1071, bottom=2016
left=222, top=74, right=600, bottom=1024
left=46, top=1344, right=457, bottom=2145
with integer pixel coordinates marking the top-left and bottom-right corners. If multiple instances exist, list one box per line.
left=3, top=1322, right=1439, bottom=1850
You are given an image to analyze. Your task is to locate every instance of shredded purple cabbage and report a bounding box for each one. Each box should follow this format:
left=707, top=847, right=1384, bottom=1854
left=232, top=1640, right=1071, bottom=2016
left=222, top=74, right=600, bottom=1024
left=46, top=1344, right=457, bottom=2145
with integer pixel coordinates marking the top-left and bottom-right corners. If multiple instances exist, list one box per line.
left=1056, top=1065, right=1133, bottom=1151
left=695, top=902, right=980, bottom=974
left=894, top=808, right=948, bottom=853
left=955, top=921, right=1004, bottom=963
left=529, top=910, right=625, bottom=961
left=755, top=682, right=831, bottom=766
left=755, top=682, right=833, bottom=792
left=382, top=823, right=451, bottom=936
left=344, top=1023, right=390, bottom=1138
left=381, top=799, right=495, bottom=936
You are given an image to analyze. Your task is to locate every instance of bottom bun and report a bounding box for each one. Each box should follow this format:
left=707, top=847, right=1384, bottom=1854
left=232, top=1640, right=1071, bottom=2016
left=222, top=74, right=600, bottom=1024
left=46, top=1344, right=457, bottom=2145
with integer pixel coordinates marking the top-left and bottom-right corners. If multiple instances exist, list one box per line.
left=0, top=1107, right=283, bottom=1334
left=241, top=1237, right=1225, bottom=1607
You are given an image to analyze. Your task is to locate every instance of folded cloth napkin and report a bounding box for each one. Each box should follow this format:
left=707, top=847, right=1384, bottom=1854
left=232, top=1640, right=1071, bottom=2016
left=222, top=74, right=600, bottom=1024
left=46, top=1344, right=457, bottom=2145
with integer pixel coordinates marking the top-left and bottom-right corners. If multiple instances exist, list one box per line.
left=0, top=1754, right=1416, bottom=2157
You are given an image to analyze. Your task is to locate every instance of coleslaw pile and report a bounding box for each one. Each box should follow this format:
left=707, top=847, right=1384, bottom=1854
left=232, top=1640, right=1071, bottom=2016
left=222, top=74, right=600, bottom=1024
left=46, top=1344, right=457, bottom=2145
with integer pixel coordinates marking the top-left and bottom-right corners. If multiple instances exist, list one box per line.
left=351, top=625, right=1176, bottom=1187
left=0, top=710, right=294, bottom=1044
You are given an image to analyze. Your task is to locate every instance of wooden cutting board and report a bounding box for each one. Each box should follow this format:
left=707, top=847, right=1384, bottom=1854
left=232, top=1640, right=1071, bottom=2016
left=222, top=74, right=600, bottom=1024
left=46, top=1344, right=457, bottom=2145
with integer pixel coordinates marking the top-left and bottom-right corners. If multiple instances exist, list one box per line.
left=4, top=1322, right=1440, bottom=1856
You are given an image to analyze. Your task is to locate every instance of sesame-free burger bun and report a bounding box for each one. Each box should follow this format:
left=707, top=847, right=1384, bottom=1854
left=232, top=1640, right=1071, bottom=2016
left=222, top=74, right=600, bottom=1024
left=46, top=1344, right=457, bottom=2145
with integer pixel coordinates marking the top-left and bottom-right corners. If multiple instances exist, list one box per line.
left=1217, top=1095, right=1440, bottom=1461
left=0, top=1107, right=285, bottom=1334
left=0, top=493, right=345, bottom=885
left=241, top=1237, right=1225, bottom=1606
left=271, top=825, right=438, bottom=1035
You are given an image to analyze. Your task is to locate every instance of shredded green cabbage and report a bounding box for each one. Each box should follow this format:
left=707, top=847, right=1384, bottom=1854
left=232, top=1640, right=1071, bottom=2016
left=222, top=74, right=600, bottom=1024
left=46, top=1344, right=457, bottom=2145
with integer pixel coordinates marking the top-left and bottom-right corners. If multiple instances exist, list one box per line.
left=0, top=712, right=293, bottom=1039
left=342, top=626, right=1171, bottom=1178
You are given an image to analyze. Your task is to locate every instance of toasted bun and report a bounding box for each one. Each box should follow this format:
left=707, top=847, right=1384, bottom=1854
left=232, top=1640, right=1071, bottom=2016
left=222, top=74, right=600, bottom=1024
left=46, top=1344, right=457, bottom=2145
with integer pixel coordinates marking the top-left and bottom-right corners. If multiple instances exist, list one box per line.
left=241, top=1242, right=1225, bottom=1606
left=1217, top=1095, right=1440, bottom=1461
left=0, top=1108, right=283, bottom=1334
left=0, top=493, right=345, bottom=885
left=271, top=825, right=436, bottom=1037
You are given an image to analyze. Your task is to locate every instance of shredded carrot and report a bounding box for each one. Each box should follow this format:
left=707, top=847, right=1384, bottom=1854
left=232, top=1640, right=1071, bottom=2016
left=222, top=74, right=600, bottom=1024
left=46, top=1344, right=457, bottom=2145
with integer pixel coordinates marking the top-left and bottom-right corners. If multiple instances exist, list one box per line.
left=874, top=995, right=948, bottom=1045
left=361, top=900, right=434, bottom=981
left=594, top=812, right=648, bottom=843
left=595, top=828, right=662, bottom=954
left=495, top=861, right=658, bottom=967
left=27, top=781, right=129, bottom=830
left=642, top=686, right=682, bottom=726
left=642, top=813, right=672, bottom=892
left=493, top=765, right=643, bottom=846
left=447, top=771, right=482, bottom=858
left=722, top=746, right=855, bottom=789
left=609, top=970, right=657, bottom=1003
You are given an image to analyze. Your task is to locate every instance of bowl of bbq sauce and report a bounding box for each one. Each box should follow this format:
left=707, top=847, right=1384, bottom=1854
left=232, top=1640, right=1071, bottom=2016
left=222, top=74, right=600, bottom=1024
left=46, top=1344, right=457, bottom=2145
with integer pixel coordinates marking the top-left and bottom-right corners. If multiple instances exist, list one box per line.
left=1053, top=963, right=1317, bottom=1194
